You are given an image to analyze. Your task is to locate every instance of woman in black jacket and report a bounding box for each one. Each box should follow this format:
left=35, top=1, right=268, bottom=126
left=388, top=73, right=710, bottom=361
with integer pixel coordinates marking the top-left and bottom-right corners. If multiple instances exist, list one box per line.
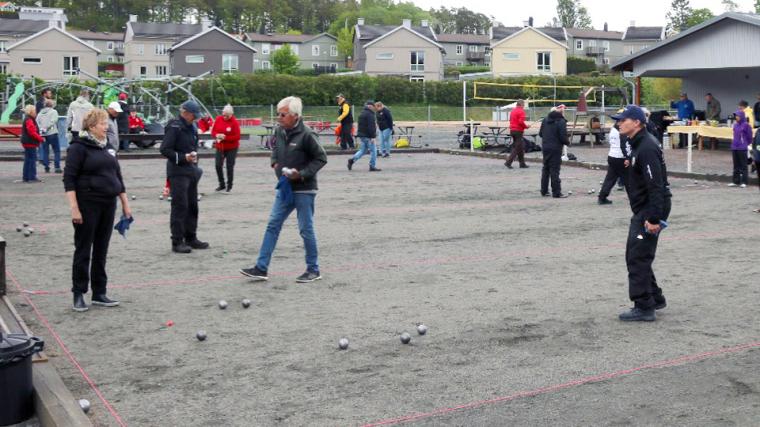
left=63, top=109, right=132, bottom=312
left=539, top=105, right=570, bottom=198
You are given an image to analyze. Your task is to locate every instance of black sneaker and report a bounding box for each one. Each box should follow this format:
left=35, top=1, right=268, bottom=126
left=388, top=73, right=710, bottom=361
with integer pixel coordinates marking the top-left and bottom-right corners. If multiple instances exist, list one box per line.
left=598, top=198, right=613, bottom=205
left=240, top=266, right=268, bottom=281
left=553, top=193, right=569, bottom=198
left=504, top=162, right=513, bottom=169
left=347, top=158, right=354, bottom=170
left=215, top=185, right=225, bottom=192
left=541, top=192, right=550, bottom=197
left=369, top=166, right=382, bottom=172
left=519, top=164, right=529, bottom=168
left=44, top=167, right=50, bottom=173
left=226, top=183, right=233, bottom=193
left=92, top=294, right=120, bottom=307
left=73, top=293, right=88, bottom=312
left=296, top=271, right=322, bottom=283
left=619, top=307, right=656, bottom=322
left=383, top=153, right=390, bottom=158
left=172, top=243, right=192, bottom=253
left=654, top=299, right=667, bottom=310
left=187, top=239, right=209, bottom=249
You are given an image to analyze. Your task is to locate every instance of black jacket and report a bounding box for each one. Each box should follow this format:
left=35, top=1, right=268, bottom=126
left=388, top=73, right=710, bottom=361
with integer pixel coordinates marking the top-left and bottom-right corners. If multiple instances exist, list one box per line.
left=271, top=119, right=327, bottom=192
left=627, top=128, right=671, bottom=224
left=376, top=107, right=394, bottom=131
left=160, top=116, right=200, bottom=178
left=356, top=106, right=377, bottom=138
left=539, top=111, right=569, bottom=150
left=63, top=135, right=125, bottom=203
left=116, top=101, right=130, bottom=134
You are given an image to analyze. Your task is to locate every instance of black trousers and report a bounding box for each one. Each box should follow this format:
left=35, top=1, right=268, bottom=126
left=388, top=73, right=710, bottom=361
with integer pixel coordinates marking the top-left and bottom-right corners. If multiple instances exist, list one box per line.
left=215, top=148, right=237, bottom=187
left=339, top=123, right=354, bottom=149
left=169, top=174, right=199, bottom=244
left=72, top=198, right=116, bottom=295
left=732, top=149, right=748, bottom=185
left=626, top=198, right=671, bottom=309
left=599, top=156, right=628, bottom=199
left=506, top=130, right=525, bottom=166
left=541, top=148, right=562, bottom=196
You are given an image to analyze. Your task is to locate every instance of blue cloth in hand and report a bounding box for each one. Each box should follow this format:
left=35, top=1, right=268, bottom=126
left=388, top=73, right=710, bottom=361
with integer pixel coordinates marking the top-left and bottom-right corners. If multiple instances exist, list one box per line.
left=114, top=215, right=134, bottom=238
left=644, top=219, right=668, bottom=235
left=276, top=175, right=294, bottom=205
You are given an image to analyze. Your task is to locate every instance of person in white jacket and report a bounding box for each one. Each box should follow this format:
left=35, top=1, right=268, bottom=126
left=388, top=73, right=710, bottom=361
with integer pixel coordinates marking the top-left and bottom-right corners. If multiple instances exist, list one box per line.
left=65, top=89, right=94, bottom=139
left=597, top=122, right=631, bottom=205
left=36, top=98, right=61, bottom=173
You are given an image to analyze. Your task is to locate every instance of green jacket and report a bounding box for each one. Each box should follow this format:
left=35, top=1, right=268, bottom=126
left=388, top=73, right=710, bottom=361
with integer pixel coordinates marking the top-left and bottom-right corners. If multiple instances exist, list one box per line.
left=271, top=119, right=327, bottom=192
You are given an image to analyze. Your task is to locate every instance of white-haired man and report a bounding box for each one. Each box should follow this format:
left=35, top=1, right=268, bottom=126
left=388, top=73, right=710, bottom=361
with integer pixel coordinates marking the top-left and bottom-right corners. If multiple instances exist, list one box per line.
left=240, top=96, right=327, bottom=283
left=211, top=104, right=241, bottom=193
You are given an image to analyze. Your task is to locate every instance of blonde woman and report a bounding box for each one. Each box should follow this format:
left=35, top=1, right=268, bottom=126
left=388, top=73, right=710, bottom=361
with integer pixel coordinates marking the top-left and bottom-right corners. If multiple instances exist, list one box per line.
left=20, top=104, right=44, bottom=182
left=63, top=109, right=131, bottom=312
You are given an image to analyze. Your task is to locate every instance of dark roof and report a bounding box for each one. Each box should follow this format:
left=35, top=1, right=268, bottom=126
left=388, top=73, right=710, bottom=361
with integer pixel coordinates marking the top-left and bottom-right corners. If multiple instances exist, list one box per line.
left=0, top=18, right=47, bottom=36
left=68, top=29, right=124, bottom=41
left=357, top=24, right=436, bottom=42
left=492, top=26, right=566, bottom=41
left=436, top=33, right=489, bottom=44
left=129, top=22, right=202, bottom=38
left=623, top=26, right=663, bottom=40
left=565, top=28, right=623, bottom=40
left=244, top=33, right=326, bottom=43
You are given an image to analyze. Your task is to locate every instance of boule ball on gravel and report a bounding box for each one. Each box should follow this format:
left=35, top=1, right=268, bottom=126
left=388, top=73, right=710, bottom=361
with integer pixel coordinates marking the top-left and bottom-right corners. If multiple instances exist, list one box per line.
left=400, top=332, right=411, bottom=344
left=416, top=324, right=428, bottom=335
left=241, top=298, right=251, bottom=308
left=78, top=399, right=91, bottom=413
left=338, top=338, right=349, bottom=350
left=196, top=330, right=207, bottom=341
left=218, top=300, right=228, bottom=310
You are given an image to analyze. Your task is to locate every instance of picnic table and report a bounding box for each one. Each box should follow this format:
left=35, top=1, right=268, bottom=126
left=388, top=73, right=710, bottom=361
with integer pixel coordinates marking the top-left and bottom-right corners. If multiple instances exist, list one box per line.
left=395, top=125, right=419, bottom=144
left=481, top=126, right=510, bottom=146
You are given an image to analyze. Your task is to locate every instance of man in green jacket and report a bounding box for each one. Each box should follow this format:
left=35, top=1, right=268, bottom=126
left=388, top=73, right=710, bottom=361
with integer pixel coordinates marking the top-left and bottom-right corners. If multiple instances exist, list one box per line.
left=240, top=96, right=328, bottom=283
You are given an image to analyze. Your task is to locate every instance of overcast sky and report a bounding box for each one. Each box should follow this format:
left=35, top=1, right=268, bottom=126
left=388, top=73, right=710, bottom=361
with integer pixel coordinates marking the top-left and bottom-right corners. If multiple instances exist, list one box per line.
left=412, top=0, right=757, bottom=30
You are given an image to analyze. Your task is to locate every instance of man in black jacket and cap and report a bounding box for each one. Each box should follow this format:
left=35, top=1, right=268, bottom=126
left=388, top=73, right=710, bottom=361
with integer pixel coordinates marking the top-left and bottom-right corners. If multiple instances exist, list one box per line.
left=539, top=105, right=570, bottom=198
left=347, top=100, right=381, bottom=172
left=160, top=100, right=209, bottom=254
left=611, top=105, right=672, bottom=322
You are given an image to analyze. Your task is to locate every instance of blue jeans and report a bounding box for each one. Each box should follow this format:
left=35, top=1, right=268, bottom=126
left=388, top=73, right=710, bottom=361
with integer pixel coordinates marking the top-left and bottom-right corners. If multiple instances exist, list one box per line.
left=379, top=128, right=392, bottom=154
left=256, top=192, right=319, bottom=273
left=41, top=134, right=61, bottom=170
left=23, top=147, right=38, bottom=181
left=352, top=137, right=377, bottom=168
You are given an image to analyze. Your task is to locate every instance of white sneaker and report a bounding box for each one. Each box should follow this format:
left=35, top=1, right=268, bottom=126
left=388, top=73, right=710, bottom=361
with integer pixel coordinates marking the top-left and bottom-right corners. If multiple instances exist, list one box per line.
left=740, top=184, right=747, bottom=188
left=728, top=183, right=738, bottom=187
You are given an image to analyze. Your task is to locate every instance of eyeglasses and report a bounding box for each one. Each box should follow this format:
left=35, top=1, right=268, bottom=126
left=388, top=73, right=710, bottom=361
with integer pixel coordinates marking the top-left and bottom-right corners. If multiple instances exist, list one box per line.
left=277, top=112, right=291, bottom=117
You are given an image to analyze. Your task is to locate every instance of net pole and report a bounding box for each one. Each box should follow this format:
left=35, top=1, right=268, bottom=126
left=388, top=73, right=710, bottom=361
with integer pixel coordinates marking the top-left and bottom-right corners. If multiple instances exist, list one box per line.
left=462, top=80, right=466, bottom=122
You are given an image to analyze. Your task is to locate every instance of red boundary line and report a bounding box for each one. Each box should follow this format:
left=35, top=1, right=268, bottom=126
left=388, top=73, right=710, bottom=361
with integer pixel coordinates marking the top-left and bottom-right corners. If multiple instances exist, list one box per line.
left=361, top=340, right=760, bottom=426
left=6, top=269, right=128, bottom=427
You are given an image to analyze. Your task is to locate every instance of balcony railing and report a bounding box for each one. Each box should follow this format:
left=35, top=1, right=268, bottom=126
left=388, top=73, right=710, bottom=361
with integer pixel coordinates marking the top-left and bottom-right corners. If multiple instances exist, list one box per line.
left=466, top=51, right=485, bottom=60
left=585, top=46, right=606, bottom=56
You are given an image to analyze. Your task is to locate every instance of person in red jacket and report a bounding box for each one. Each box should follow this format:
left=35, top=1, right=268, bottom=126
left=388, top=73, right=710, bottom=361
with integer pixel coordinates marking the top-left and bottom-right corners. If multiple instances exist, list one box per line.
left=211, top=104, right=241, bottom=193
left=128, top=110, right=145, bottom=133
left=20, top=104, right=45, bottom=183
left=197, top=115, right=213, bottom=133
left=505, top=99, right=529, bottom=169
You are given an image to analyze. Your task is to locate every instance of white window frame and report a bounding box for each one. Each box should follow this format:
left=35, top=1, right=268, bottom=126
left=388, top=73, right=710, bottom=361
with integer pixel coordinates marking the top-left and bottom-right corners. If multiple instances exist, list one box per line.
left=410, top=76, right=424, bottom=82
left=155, top=65, right=167, bottom=76
left=602, top=57, right=610, bottom=65
left=289, top=44, right=299, bottom=55
left=575, top=39, right=583, bottom=50
left=261, top=43, right=270, bottom=55
left=135, top=44, right=144, bottom=55
left=155, top=43, right=167, bottom=55
left=311, top=45, right=320, bottom=56
left=185, top=55, right=205, bottom=63
left=330, top=45, right=338, bottom=56
left=222, top=54, right=239, bottom=73
left=455, top=61, right=463, bottom=66
left=456, top=44, right=463, bottom=55
left=63, top=56, right=79, bottom=75
left=22, top=57, right=41, bottom=64
left=107, top=56, right=114, bottom=62
left=375, top=52, right=394, bottom=60
left=312, top=62, right=319, bottom=70
left=468, top=45, right=478, bottom=52
left=602, top=40, right=610, bottom=51
left=261, top=60, right=271, bottom=70
left=0, top=41, right=8, bottom=53
left=588, top=39, right=597, bottom=47
left=410, top=50, right=424, bottom=72
left=536, top=52, right=551, bottom=72
left=0, top=64, right=6, bottom=74
left=116, top=42, right=124, bottom=49
left=503, top=52, right=520, bottom=60
left=106, top=41, right=114, bottom=50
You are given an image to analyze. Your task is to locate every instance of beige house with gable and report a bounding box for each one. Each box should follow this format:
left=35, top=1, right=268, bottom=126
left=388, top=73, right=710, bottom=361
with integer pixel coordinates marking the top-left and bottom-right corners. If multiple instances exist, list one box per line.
left=491, top=26, right=568, bottom=76
left=7, top=26, right=99, bottom=80
left=361, top=20, right=444, bottom=81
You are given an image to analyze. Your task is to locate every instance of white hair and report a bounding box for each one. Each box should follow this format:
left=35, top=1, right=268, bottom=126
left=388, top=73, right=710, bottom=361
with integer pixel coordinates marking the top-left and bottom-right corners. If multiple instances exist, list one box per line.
left=222, top=104, right=234, bottom=115
left=277, top=96, right=302, bottom=117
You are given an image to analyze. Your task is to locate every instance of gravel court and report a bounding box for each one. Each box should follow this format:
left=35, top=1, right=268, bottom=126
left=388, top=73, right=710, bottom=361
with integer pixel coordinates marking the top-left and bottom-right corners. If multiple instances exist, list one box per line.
left=2, top=153, right=760, bottom=426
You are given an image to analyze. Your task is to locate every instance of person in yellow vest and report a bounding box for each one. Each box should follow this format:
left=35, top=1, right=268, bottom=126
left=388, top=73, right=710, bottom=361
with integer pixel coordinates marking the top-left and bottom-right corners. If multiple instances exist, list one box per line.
left=336, top=94, right=354, bottom=150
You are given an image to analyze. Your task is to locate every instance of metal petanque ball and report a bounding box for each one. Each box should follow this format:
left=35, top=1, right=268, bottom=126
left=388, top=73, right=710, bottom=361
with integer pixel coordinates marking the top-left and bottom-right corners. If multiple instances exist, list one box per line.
left=167, top=196, right=172, bottom=201
left=16, top=226, right=22, bottom=232
left=196, top=330, right=207, bottom=341
left=568, top=191, right=573, bottom=195
left=23, top=222, right=29, bottom=227
left=218, top=300, right=228, bottom=310
left=417, top=324, right=428, bottom=335
left=23, top=230, right=31, bottom=237
left=78, top=399, right=91, bottom=413
left=131, top=195, right=136, bottom=200
left=338, top=338, right=349, bottom=350
left=27, top=227, right=34, bottom=234
left=159, top=195, right=163, bottom=200
left=241, top=298, right=251, bottom=308
left=400, top=332, right=411, bottom=344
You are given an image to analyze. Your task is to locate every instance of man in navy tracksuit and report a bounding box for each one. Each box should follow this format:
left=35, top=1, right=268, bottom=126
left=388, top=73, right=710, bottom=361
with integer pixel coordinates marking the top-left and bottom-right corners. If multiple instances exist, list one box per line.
left=160, top=100, right=209, bottom=253
left=612, top=105, right=672, bottom=321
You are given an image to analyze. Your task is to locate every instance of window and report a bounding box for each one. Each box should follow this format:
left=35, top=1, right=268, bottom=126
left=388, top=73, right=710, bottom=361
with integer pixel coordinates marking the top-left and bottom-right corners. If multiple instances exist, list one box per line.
left=155, top=43, right=167, bottom=55
left=330, top=45, right=338, bottom=56
left=222, top=54, right=239, bottom=73
left=106, top=41, right=114, bottom=50
left=602, top=57, right=610, bottom=65
left=290, top=44, right=299, bottom=55
left=107, top=56, right=114, bottom=62
left=588, top=39, right=596, bottom=47
left=23, top=57, right=41, bottom=64
left=135, top=44, right=144, bottom=55
left=602, top=40, right=610, bottom=51
left=375, top=52, right=393, bottom=60
left=410, top=76, right=424, bottom=82
left=139, top=66, right=147, bottom=76
left=261, top=60, right=271, bottom=70
left=410, top=50, right=424, bottom=72
left=312, top=63, right=319, bottom=69
left=116, top=42, right=124, bottom=49
left=575, top=39, right=583, bottom=50
left=0, top=64, right=7, bottom=74
left=455, top=61, right=463, bottom=66
left=155, top=65, right=167, bottom=76
left=330, top=63, right=337, bottom=69
left=503, top=52, right=520, bottom=60
left=86, top=40, right=95, bottom=47
left=185, top=55, right=205, bottom=63
left=468, top=45, right=478, bottom=52
left=312, top=45, right=320, bottom=56
left=456, top=44, right=463, bottom=55
left=0, top=41, right=7, bottom=52
left=261, top=43, right=270, bottom=55
left=63, top=56, right=79, bottom=75
left=117, top=56, right=123, bottom=63
left=536, top=52, right=551, bottom=72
